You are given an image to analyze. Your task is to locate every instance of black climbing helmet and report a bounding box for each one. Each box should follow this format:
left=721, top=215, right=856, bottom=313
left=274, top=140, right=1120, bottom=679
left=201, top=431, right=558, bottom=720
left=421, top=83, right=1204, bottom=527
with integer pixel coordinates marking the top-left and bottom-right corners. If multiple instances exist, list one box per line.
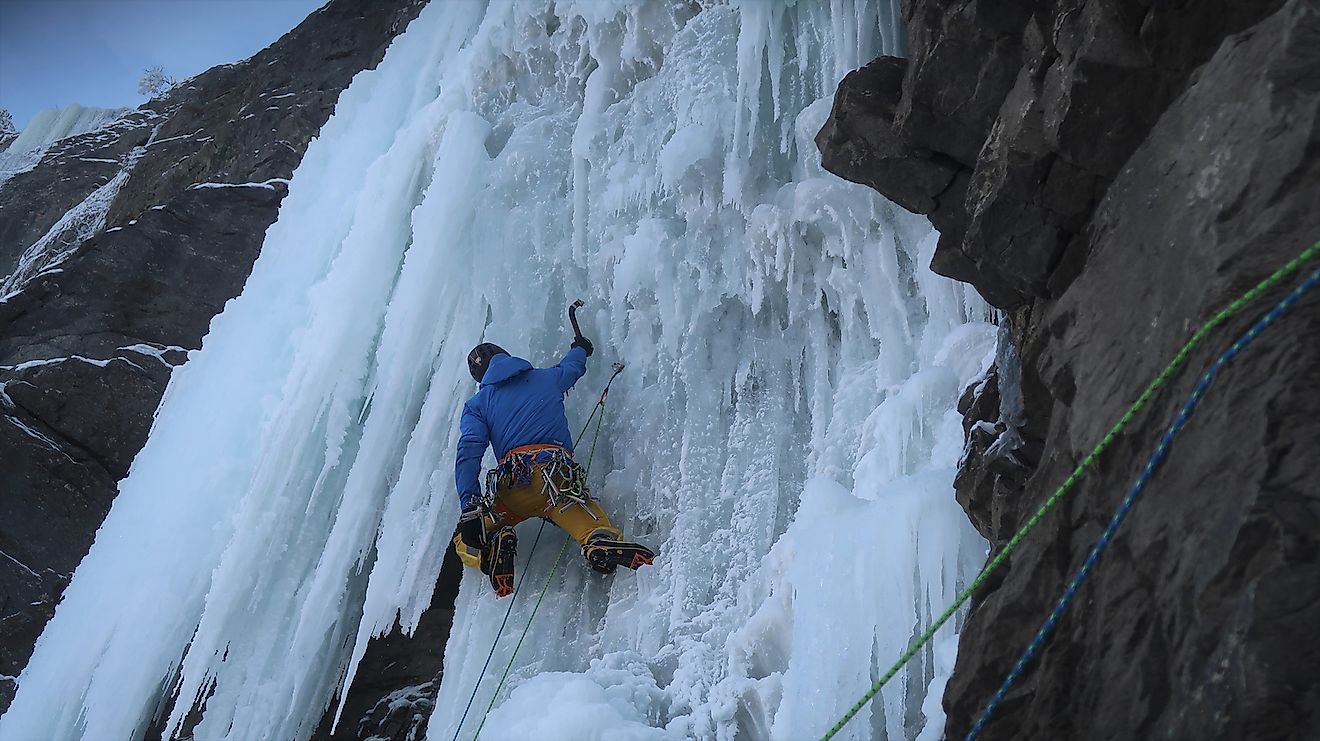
left=467, top=342, right=507, bottom=383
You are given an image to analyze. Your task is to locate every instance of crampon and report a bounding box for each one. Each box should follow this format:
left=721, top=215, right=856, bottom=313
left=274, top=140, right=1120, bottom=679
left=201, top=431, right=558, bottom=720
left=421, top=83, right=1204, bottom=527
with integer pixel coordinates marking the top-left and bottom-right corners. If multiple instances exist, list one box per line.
left=481, top=526, right=518, bottom=597
left=582, top=538, right=655, bottom=575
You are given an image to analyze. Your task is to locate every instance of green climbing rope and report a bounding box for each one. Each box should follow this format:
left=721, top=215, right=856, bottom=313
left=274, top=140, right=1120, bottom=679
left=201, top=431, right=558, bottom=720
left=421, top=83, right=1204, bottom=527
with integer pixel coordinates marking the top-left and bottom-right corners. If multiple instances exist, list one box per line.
left=471, top=365, right=621, bottom=740
left=820, top=240, right=1320, bottom=741
left=472, top=535, right=573, bottom=740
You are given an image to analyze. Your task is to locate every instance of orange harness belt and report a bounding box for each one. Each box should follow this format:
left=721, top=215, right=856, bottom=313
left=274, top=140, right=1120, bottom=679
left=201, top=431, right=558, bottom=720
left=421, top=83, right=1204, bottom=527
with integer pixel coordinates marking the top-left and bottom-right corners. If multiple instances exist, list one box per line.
left=497, top=443, right=569, bottom=465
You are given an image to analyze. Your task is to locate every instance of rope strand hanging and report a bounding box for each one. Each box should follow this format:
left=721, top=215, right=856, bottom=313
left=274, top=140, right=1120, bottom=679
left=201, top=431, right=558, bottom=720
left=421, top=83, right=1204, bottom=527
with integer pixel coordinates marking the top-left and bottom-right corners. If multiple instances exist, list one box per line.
left=820, top=241, right=1320, bottom=741
left=451, top=361, right=624, bottom=741
left=966, top=260, right=1320, bottom=739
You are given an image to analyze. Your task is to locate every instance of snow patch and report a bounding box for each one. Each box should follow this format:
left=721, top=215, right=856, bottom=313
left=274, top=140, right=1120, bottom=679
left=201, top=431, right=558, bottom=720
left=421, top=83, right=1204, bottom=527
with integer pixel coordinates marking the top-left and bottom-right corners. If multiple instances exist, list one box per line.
left=482, top=661, right=673, bottom=741
left=188, top=178, right=291, bottom=191
left=146, top=128, right=203, bottom=147
left=0, top=354, right=146, bottom=374
left=119, top=343, right=189, bottom=366
left=0, top=549, right=41, bottom=580
left=0, top=382, right=73, bottom=462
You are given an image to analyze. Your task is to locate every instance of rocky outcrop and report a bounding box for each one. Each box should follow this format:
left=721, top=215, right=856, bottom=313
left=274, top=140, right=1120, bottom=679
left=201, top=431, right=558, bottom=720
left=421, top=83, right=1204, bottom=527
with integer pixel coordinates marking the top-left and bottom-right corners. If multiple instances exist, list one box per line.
left=0, top=0, right=430, bottom=717
left=311, top=552, right=461, bottom=741
left=821, top=0, right=1320, bottom=738
left=820, top=0, right=1290, bottom=309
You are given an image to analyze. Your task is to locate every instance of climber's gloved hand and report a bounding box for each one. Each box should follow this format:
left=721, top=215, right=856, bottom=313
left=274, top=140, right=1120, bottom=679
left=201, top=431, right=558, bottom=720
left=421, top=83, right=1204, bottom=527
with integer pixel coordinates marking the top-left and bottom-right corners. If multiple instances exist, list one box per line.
left=457, top=502, right=489, bottom=549
left=571, top=335, right=594, bottom=357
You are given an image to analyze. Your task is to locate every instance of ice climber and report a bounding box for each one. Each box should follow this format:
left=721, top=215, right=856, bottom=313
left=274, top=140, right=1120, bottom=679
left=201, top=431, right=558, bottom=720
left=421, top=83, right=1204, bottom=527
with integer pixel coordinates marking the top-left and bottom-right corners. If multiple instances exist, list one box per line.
left=452, top=337, right=655, bottom=597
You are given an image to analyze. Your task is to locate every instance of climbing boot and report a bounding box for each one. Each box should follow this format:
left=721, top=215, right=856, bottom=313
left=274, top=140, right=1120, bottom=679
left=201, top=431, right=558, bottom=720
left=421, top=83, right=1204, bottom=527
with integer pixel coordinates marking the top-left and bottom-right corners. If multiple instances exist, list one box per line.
left=481, top=526, right=518, bottom=597
left=582, top=535, right=655, bottom=575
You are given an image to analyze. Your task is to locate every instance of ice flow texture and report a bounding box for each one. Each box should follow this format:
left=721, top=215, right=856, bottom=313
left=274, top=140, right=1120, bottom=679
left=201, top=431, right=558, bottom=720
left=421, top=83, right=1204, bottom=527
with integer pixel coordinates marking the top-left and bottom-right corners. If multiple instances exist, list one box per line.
left=0, top=2, right=994, bottom=740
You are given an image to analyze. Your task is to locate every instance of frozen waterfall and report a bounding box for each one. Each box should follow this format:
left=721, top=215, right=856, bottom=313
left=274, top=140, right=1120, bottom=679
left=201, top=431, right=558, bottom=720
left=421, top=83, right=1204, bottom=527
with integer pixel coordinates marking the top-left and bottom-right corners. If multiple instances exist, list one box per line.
left=0, top=1, right=994, bottom=740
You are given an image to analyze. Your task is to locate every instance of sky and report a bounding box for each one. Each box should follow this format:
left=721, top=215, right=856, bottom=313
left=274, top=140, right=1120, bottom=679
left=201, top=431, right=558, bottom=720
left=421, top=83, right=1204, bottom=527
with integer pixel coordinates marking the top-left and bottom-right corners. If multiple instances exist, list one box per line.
left=0, top=0, right=327, bottom=130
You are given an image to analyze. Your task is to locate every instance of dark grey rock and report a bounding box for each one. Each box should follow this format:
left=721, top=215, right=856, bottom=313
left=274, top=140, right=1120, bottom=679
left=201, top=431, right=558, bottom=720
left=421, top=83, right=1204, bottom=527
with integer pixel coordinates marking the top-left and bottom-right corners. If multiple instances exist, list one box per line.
left=816, top=57, right=961, bottom=215
left=821, top=0, right=1320, bottom=738
left=822, top=0, right=1287, bottom=308
left=950, top=6, right=1320, bottom=735
left=311, top=550, right=462, bottom=741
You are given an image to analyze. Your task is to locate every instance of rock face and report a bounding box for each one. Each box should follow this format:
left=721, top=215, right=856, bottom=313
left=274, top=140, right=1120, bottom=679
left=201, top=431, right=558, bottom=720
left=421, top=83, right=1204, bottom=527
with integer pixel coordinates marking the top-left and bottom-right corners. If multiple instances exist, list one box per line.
left=310, top=551, right=461, bottom=741
left=0, top=0, right=435, bottom=720
left=0, top=105, right=128, bottom=187
left=820, top=0, right=1319, bottom=738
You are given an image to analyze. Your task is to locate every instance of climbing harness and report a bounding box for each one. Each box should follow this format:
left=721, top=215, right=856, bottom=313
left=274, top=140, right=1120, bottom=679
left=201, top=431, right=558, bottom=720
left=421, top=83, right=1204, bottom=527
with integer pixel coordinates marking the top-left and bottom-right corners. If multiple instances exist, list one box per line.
left=820, top=241, right=1320, bottom=741
left=484, top=444, right=598, bottom=517
left=966, top=255, right=1320, bottom=740
left=450, top=325, right=626, bottom=741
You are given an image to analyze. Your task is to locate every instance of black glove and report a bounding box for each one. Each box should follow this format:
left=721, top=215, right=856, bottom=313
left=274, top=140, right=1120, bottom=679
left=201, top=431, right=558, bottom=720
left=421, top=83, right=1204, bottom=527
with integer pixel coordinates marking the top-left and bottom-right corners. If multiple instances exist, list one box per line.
left=571, top=335, right=594, bottom=357
left=458, top=503, right=488, bottom=549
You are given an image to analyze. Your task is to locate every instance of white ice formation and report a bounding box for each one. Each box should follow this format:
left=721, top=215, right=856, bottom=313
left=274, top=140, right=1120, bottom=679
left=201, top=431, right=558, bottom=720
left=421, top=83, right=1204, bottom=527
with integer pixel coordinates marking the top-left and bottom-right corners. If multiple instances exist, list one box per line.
left=0, top=143, right=146, bottom=298
left=1, top=2, right=994, bottom=740
left=0, top=103, right=127, bottom=185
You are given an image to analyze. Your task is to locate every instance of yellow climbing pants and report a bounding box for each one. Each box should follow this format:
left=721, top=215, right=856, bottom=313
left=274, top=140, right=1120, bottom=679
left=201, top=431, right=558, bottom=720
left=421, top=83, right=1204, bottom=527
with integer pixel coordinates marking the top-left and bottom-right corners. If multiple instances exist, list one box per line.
left=452, top=461, right=622, bottom=570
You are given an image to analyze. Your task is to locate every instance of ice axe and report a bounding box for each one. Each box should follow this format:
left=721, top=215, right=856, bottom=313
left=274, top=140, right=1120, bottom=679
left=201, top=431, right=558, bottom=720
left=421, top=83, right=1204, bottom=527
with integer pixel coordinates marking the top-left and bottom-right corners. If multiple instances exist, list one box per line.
left=568, top=299, right=587, bottom=343
left=568, top=299, right=625, bottom=397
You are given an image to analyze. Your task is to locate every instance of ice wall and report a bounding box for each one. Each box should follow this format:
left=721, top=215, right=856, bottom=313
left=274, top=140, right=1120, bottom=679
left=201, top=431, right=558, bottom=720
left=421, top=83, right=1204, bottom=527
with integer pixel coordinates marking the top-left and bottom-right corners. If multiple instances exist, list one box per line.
left=1, top=2, right=993, bottom=740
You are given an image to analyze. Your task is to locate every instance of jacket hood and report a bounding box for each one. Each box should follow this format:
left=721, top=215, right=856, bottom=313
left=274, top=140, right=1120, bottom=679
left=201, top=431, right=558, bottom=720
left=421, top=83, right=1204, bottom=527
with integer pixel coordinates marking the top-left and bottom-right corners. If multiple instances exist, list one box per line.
left=480, top=353, right=533, bottom=387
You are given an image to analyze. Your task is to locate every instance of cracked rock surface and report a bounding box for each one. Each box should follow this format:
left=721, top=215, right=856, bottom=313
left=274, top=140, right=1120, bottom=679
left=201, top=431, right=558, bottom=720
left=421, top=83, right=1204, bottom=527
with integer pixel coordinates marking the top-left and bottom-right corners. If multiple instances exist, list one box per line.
left=820, top=0, right=1320, bottom=738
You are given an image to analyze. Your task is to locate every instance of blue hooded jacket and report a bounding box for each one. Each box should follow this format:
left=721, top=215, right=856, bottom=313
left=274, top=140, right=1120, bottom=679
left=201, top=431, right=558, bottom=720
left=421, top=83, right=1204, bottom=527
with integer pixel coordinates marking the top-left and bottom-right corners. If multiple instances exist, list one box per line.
left=454, top=347, right=588, bottom=508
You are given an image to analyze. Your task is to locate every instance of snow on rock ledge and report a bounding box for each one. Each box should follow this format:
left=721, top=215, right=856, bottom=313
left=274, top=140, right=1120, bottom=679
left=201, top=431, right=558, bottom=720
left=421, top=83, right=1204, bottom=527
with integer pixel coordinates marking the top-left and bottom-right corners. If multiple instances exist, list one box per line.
left=0, top=104, right=127, bottom=185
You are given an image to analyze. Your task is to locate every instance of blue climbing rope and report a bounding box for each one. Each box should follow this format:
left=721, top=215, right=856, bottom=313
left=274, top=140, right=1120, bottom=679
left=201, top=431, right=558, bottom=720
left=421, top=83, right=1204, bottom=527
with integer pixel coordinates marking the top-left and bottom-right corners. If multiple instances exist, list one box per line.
left=966, top=263, right=1320, bottom=740
left=820, top=242, right=1320, bottom=741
